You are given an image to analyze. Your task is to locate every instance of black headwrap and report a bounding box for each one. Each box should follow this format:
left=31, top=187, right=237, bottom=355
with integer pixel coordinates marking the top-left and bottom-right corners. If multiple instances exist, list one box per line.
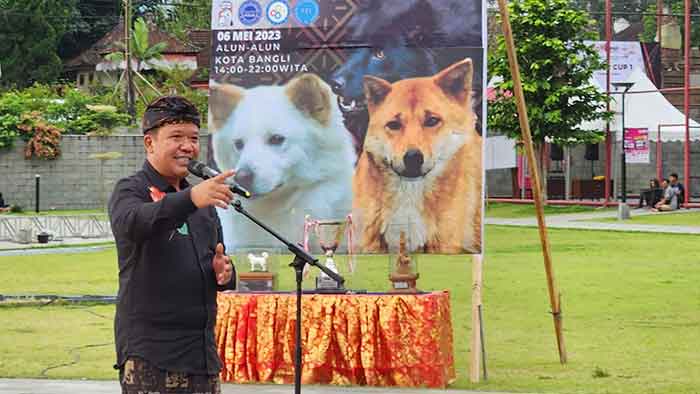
left=142, top=95, right=201, bottom=134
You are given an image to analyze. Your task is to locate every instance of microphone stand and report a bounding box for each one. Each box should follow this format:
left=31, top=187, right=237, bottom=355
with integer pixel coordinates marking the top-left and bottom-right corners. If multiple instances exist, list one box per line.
left=230, top=199, right=344, bottom=394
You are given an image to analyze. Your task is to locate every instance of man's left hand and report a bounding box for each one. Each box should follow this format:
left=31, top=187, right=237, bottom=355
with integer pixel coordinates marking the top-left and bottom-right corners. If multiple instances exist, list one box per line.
left=213, top=243, right=233, bottom=285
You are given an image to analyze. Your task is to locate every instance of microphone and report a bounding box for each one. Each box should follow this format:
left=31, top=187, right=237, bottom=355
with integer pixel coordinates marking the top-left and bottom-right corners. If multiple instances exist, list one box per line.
left=187, top=160, right=251, bottom=198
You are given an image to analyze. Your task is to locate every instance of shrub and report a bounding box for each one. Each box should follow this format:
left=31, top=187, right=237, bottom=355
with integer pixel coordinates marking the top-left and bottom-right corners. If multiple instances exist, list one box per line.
left=0, top=113, right=20, bottom=149
left=17, top=112, right=63, bottom=160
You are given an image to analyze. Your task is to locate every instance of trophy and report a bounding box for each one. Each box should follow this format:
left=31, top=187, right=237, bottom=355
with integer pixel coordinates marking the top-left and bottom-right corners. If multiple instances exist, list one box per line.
left=389, top=231, right=419, bottom=293
left=314, top=218, right=347, bottom=291
left=236, top=248, right=278, bottom=292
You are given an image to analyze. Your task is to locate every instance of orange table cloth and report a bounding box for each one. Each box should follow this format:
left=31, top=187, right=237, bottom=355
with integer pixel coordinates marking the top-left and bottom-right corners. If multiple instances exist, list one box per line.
left=215, top=291, right=455, bottom=388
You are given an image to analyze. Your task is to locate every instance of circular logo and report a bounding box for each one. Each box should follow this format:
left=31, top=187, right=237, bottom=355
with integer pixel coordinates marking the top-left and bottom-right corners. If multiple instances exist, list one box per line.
left=238, top=0, right=262, bottom=26
left=294, top=0, right=319, bottom=26
left=266, top=0, right=290, bottom=25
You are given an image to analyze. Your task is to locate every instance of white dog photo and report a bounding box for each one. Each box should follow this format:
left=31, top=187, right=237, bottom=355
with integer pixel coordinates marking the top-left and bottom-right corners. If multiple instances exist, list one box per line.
left=209, top=74, right=356, bottom=251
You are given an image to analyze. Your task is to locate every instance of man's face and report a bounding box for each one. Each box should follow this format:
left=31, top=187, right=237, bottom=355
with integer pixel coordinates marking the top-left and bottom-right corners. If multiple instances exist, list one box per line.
left=145, top=122, right=200, bottom=182
left=670, top=176, right=678, bottom=185
left=662, top=180, right=669, bottom=188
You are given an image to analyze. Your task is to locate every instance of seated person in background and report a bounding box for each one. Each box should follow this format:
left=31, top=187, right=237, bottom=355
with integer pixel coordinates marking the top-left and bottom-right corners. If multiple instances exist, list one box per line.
left=653, top=178, right=679, bottom=212
left=638, top=178, right=662, bottom=208
left=669, top=173, right=685, bottom=207
left=0, top=192, right=10, bottom=213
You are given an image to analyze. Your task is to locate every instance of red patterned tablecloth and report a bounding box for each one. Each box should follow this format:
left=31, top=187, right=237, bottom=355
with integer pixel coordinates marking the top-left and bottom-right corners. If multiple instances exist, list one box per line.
left=215, top=291, right=455, bottom=387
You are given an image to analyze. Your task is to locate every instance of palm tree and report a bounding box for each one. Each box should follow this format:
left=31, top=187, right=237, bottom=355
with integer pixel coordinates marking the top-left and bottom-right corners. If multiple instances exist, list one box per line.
left=105, top=17, right=165, bottom=105
left=106, top=17, right=167, bottom=72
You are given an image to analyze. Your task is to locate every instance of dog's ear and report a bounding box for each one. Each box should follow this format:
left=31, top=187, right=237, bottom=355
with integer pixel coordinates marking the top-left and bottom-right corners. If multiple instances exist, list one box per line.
left=209, top=82, right=244, bottom=131
left=285, top=74, right=331, bottom=126
left=363, top=76, right=393, bottom=109
left=434, top=58, right=473, bottom=104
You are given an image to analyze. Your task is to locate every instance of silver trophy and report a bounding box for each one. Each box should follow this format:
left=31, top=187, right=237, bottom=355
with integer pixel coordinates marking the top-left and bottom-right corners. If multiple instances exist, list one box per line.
left=314, top=218, right=346, bottom=290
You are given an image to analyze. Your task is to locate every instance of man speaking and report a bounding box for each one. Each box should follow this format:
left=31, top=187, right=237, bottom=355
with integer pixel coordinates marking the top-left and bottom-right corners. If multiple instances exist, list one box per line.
left=108, top=96, right=235, bottom=394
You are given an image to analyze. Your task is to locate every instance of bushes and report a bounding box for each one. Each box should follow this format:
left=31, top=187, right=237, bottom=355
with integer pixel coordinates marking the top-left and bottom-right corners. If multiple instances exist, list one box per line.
left=0, top=84, right=132, bottom=156
left=0, top=78, right=209, bottom=157
left=0, top=114, right=21, bottom=149
left=18, top=112, right=63, bottom=160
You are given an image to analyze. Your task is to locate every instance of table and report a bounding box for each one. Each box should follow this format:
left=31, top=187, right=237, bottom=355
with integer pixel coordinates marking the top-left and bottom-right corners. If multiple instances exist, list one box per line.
left=215, top=291, right=455, bottom=387
left=571, top=179, right=613, bottom=199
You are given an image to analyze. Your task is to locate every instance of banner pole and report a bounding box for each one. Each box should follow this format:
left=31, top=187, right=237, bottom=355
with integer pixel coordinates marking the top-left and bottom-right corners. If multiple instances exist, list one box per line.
left=496, top=0, right=567, bottom=364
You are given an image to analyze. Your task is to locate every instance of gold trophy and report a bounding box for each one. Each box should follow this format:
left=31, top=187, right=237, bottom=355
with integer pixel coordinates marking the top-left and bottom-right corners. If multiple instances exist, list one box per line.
left=389, top=231, right=419, bottom=293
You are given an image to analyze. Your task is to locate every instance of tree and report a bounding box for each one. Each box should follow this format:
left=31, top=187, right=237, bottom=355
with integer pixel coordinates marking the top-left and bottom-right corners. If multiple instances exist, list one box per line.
left=104, top=17, right=168, bottom=115
left=159, top=0, right=212, bottom=40
left=105, top=17, right=168, bottom=73
left=488, top=0, right=612, bottom=198
left=639, top=1, right=700, bottom=49
left=58, top=0, right=121, bottom=62
left=0, top=0, right=74, bottom=88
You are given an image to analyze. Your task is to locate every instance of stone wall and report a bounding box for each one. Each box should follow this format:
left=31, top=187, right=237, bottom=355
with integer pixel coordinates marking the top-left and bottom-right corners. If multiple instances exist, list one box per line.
left=1, top=135, right=697, bottom=209
left=0, top=134, right=210, bottom=211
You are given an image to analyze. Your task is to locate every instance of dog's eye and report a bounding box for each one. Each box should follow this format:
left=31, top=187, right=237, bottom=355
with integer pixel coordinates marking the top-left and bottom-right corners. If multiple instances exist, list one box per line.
left=385, top=120, right=402, bottom=131
left=373, top=50, right=385, bottom=60
left=424, top=116, right=442, bottom=127
left=234, top=139, right=244, bottom=150
left=268, top=134, right=286, bottom=145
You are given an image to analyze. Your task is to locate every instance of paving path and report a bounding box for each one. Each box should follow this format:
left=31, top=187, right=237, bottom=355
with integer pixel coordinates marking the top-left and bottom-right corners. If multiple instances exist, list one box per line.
left=486, top=207, right=700, bottom=234
left=0, top=379, right=523, bottom=394
left=2, top=209, right=698, bottom=255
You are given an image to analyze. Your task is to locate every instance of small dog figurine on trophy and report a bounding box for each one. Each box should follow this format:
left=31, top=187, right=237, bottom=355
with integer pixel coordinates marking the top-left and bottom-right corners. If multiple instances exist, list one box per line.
left=247, top=252, right=269, bottom=272
left=238, top=250, right=276, bottom=292
left=389, top=231, right=419, bottom=293
left=316, top=243, right=343, bottom=290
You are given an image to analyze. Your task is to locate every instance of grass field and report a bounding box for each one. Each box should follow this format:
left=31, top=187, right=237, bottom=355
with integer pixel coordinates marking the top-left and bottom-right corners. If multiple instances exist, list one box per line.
left=588, top=210, right=700, bottom=226
left=1, top=225, right=699, bottom=393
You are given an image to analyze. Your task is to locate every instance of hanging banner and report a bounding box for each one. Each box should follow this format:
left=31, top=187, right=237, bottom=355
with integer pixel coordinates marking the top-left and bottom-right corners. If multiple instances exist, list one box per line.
left=624, top=127, right=650, bottom=164
left=586, top=41, right=644, bottom=88
left=208, top=0, right=486, bottom=254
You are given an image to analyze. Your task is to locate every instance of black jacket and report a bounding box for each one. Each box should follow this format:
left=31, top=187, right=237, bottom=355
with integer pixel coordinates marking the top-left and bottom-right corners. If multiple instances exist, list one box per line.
left=108, top=160, right=233, bottom=375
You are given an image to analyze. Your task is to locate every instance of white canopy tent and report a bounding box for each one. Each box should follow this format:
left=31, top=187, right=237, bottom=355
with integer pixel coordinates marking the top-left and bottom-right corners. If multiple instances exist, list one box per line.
left=582, top=68, right=700, bottom=141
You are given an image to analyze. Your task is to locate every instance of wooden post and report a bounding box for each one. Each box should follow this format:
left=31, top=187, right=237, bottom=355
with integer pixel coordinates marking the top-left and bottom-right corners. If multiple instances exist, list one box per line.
left=470, top=254, right=483, bottom=382
left=496, top=0, right=567, bottom=364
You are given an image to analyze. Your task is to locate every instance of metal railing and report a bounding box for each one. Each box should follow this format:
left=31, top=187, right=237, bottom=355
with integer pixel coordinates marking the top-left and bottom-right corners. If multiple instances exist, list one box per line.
left=0, top=215, right=112, bottom=242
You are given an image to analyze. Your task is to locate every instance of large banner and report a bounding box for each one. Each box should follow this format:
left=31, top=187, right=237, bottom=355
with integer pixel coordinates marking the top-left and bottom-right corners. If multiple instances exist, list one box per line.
left=209, top=0, right=486, bottom=254
left=587, top=41, right=645, bottom=88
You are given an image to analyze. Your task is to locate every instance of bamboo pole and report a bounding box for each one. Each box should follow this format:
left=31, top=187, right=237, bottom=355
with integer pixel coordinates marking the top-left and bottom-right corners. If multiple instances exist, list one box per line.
left=496, top=0, right=567, bottom=364
left=124, top=0, right=136, bottom=121
left=683, top=0, right=690, bottom=206
left=470, top=254, right=484, bottom=382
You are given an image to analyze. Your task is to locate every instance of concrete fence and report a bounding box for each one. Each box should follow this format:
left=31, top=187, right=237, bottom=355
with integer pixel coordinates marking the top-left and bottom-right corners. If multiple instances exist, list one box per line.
left=0, top=134, right=211, bottom=211
left=1, top=134, right=697, bottom=208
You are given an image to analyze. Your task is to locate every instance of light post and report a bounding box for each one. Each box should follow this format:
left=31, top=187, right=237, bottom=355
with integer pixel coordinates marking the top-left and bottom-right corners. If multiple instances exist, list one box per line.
left=35, top=174, right=41, bottom=213
left=612, top=81, right=634, bottom=203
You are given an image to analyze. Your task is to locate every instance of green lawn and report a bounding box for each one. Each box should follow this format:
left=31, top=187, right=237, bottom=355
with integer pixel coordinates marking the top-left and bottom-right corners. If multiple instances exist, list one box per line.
left=1, top=225, right=699, bottom=394
left=588, top=210, right=700, bottom=226
left=486, top=202, right=612, bottom=218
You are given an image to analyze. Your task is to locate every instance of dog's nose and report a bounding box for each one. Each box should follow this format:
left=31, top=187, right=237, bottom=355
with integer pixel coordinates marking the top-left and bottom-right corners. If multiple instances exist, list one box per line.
left=403, top=149, right=424, bottom=178
left=330, top=75, right=345, bottom=94
left=235, top=169, right=254, bottom=190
